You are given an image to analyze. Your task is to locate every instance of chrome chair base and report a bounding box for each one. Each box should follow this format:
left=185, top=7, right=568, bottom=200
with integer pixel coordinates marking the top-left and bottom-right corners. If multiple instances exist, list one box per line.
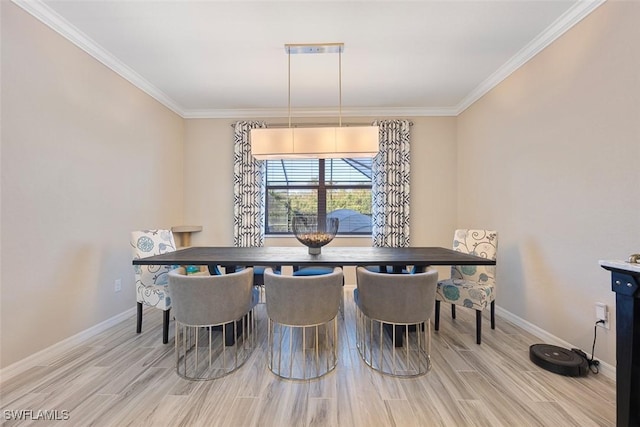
left=267, top=317, right=338, bottom=380
left=355, top=306, right=431, bottom=377
left=175, top=309, right=256, bottom=381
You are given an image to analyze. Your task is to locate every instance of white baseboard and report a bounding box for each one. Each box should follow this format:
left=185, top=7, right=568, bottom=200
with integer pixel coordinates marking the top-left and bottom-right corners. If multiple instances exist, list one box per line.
left=495, top=305, right=616, bottom=380
left=0, top=307, right=136, bottom=382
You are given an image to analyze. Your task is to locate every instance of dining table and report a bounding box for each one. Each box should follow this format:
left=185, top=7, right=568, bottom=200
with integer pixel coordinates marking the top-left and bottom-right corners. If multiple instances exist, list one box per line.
left=132, top=245, right=496, bottom=272
left=133, top=246, right=496, bottom=346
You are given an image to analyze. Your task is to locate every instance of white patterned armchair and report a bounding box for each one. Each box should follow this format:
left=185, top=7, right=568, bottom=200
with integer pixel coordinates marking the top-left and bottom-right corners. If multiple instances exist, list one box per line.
left=131, top=229, right=176, bottom=343
left=435, top=229, right=498, bottom=344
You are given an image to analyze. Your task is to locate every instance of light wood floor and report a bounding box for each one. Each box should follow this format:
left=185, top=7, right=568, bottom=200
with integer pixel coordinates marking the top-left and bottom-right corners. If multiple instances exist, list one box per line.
left=1, top=287, right=616, bottom=426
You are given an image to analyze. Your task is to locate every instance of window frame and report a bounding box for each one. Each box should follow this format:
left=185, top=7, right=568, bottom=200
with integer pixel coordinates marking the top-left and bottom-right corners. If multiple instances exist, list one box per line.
left=264, top=158, right=372, bottom=236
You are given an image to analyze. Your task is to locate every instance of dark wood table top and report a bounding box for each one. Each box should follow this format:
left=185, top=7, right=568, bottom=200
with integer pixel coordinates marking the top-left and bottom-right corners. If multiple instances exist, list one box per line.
left=132, top=246, right=495, bottom=268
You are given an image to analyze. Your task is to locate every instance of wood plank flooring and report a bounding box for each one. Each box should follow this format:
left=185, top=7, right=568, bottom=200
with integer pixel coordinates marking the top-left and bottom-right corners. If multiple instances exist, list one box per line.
left=0, top=286, right=616, bottom=426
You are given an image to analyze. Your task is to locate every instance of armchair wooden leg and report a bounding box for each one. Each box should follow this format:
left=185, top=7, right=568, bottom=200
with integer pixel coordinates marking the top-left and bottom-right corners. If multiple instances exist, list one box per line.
left=451, top=304, right=456, bottom=319
left=476, top=310, right=482, bottom=344
left=136, top=302, right=143, bottom=333
left=491, top=301, right=496, bottom=329
left=163, top=309, right=170, bottom=344
left=434, top=300, right=441, bottom=331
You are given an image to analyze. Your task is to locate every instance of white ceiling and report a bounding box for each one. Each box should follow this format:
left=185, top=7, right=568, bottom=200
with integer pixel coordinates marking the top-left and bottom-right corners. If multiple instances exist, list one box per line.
left=15, top=0, right=604, bottom=118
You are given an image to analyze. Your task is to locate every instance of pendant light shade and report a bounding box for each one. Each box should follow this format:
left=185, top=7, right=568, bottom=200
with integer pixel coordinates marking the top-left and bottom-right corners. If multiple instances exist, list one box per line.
left=251, top=125, right=379, bottom=159
left=251, top=43, right=379, bottom=160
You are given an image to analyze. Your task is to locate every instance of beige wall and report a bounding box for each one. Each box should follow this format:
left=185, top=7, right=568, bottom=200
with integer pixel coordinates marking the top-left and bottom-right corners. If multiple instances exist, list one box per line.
left=457, top=0, right=640, bottom=366
left=1, top=3, right=184, bottom=368
left=183, top=116, right=458, bottom=284
left=183, top=119, right=236, bottom=245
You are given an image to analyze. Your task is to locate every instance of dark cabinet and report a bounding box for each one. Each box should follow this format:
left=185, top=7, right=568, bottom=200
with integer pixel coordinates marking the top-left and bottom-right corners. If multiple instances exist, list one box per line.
left=600, top=261, right=640, bottom=427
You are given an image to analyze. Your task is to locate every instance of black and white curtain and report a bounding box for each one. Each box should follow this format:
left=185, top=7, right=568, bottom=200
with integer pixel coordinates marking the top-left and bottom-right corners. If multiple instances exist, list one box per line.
left=233, top=120, right=267, bottom=247
left=371, top=119, right=411, bottom=247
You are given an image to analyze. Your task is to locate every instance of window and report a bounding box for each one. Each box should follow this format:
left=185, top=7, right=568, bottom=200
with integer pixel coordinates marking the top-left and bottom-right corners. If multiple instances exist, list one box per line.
left=265, top=158, right=372, bottom=234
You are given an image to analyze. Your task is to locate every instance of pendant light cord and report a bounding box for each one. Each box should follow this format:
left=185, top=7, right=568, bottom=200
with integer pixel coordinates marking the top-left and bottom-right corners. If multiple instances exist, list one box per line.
left=288, top=47, right=291, bottom=129
left=284, top=43, right=345, bottom=129
left=339, top=48, right=342, bottom=127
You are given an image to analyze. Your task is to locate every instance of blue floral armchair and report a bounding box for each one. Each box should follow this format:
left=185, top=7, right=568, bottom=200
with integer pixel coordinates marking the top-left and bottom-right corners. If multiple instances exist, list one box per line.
left=131, top=229, right=176, bottom=343
left=435, top=229, right=498, bottom=344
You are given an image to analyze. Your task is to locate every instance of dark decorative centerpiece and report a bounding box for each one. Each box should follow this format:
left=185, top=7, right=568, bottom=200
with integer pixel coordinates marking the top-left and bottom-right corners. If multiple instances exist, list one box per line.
left=292, top=215, right=339, bottom=255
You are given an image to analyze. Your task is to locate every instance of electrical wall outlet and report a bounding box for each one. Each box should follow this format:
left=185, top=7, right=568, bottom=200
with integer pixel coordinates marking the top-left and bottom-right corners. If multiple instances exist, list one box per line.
left=114, top=279, right=122, bottom=293
left=595, top=302, right=609, bottom=329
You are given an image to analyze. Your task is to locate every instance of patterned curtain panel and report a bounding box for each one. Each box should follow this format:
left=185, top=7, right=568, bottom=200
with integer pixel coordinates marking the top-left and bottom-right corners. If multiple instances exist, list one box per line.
left=233, top=120, right=267, bottom=247
left=371, top=119, right=411, bottom=247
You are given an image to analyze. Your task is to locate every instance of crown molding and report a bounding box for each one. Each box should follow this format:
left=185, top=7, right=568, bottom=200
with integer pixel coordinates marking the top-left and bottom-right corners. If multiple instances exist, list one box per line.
left=454, top=0, right=606, bottom=115
left=12, top=0, right=187, bottom=117
left=14, top=0, right=605, bottom=119
left=182, top=106, right=458, bottom=119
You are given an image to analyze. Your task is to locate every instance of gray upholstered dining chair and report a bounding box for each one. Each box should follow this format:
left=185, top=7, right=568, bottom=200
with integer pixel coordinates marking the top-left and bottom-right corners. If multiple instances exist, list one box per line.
left=263, top=267, right=343, bottom=380
left=130, top=229, right=177, bottom=343
left=292, top=265, right=345, bottom=316
left=434, top=229, right=498, bottom=344
left=168, top=267, right=258, bottom=380
left=354, top=266, right=438, bottom=377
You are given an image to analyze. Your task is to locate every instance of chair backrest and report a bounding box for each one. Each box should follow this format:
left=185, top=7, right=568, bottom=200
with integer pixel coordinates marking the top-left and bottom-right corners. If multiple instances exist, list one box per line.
left=131, top=229, right=177, bottom=286
left=168, top=267, right=255, bottom=326
left=355, top=267, right=438, bottom=324
left=264, top=267, right=343, bottom=326
left=451, top=229, right=497, bottom=285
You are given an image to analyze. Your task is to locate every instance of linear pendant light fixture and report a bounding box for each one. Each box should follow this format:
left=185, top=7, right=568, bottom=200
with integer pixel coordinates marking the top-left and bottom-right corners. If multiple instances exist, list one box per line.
left=251, top=43, right=379, bottom=159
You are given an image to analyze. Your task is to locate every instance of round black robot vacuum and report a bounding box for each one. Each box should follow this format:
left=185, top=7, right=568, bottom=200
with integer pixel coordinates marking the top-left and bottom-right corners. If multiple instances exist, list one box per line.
left=529, top=344, right=589, bottom=377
